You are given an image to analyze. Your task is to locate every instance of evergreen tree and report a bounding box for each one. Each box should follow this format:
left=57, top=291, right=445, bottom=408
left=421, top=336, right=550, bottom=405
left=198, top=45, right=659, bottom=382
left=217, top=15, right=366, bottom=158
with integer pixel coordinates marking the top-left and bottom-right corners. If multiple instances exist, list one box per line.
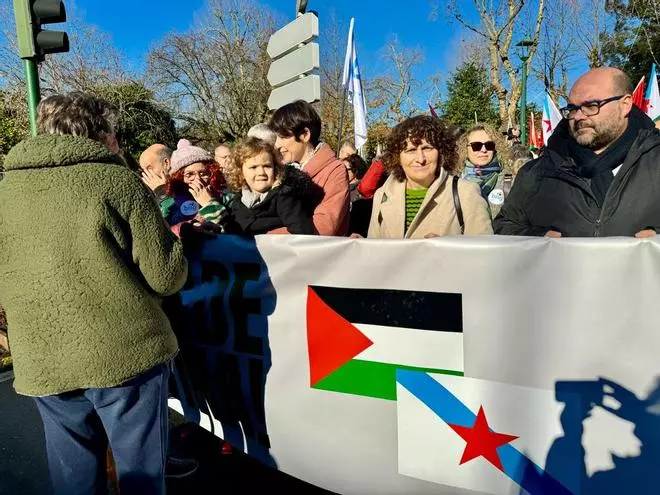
left=441, top=59, right=500, bottom=130
left=602, top=0, right=660, bottom=84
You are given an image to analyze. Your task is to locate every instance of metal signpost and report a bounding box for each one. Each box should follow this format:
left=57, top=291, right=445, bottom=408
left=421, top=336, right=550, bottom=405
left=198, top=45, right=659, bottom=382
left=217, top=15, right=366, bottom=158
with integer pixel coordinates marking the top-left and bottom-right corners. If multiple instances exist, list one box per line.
left=267, top=3, right=320, bottom=111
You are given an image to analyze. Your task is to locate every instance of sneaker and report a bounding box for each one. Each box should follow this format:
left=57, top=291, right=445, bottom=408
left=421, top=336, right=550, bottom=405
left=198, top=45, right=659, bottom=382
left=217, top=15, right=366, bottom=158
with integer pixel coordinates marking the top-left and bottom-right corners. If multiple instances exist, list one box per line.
left=165, top=456, right=199, bottom=479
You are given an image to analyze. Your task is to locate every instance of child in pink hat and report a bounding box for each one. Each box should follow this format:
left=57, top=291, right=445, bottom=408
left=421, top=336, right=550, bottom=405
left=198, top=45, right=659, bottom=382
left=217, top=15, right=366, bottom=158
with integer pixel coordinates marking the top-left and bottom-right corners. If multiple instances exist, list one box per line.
left=160, top=139, right=230, bottom=236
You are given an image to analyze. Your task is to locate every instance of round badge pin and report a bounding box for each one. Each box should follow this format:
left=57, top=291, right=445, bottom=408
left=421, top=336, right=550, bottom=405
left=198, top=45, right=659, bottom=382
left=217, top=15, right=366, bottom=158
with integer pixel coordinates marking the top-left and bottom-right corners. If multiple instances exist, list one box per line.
left=488, top=189, right=505, bottom=206
left=180, top=200, right=200, bottom=216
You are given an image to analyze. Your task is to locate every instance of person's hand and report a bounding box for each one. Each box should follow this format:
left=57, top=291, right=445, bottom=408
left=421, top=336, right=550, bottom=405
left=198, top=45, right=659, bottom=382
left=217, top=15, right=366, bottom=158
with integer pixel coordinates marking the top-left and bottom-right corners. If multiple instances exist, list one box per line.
left=191, top=220, right=223, bottom=235
left=598, top=378, right=641, bottom=423
left=545, top=230, right=562, bottom=238
left=349, top=233, right=364, bottom=239
left=635, top=229, right=656, bottom=239
left=141, top=168, right=167, bottom=192
left=189, top=179, right=213, bottom=207
left=0, top=331, right=8, bottom=353
left=424, top=233, right=441, bottom=239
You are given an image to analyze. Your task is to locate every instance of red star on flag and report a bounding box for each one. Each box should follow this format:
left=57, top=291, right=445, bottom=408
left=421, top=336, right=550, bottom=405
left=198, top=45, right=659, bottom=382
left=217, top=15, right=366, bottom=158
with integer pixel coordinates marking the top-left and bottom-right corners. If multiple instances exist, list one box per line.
left=544, top=119, right=552, bottom=132
left=448, top=406, right=519, bottom=472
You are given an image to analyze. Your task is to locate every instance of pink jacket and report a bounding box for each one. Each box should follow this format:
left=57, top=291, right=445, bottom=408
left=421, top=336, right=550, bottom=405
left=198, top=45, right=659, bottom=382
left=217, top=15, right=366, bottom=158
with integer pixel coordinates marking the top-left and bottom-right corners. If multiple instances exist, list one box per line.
left=304, top=144, right=350, bottom=236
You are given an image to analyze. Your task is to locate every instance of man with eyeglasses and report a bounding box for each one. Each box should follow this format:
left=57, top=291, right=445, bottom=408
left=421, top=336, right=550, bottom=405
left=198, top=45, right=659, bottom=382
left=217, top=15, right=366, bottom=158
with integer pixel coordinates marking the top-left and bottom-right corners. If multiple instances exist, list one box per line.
left=494, top=67, right=660, bottom=238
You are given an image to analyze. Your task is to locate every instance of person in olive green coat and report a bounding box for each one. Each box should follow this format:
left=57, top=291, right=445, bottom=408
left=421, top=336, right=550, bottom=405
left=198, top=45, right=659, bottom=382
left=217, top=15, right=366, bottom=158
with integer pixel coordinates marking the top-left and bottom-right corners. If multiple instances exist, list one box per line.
left=0, top=92, right=188, bottom=495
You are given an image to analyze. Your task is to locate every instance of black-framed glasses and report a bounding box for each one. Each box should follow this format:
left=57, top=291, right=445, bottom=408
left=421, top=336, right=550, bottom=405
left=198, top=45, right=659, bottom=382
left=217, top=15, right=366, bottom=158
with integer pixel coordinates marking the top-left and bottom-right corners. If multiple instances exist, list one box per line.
left=469, top=141, right=496, bottom=152
left=560, top=95, right=626, bottom=120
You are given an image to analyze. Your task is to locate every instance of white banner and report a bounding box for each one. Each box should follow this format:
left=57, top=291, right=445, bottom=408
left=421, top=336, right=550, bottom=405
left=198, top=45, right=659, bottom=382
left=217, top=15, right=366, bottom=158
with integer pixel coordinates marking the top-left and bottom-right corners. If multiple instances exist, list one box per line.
left=168, top=235, right=660, bottom=495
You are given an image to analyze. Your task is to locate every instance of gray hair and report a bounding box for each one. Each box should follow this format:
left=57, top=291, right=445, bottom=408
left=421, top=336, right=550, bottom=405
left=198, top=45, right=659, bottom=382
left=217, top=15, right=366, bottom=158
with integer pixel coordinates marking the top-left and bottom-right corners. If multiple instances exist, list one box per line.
left=155, top=145, right=172, bottom=163
left=247, top=123, right=277, bottom=147
left=37, top=92, right=118, bottom=143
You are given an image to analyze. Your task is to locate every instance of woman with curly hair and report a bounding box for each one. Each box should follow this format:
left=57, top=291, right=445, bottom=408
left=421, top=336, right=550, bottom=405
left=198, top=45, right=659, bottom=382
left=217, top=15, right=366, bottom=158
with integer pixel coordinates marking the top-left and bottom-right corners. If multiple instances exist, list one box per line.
left=160, top=139, right=231, bottom=235
left=367, top=115, right=492, bottom=239
left=456, top=123, right=511, bottom=217
left=224, top=137, right=317, bottom=235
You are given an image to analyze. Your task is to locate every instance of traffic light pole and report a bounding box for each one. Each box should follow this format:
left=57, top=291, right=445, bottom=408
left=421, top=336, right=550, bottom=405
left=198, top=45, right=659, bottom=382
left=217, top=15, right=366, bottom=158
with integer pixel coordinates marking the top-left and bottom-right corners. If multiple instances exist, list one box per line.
left=24, top=58, right=40, bottom=136
left=519, top=59, right=529, bottom=148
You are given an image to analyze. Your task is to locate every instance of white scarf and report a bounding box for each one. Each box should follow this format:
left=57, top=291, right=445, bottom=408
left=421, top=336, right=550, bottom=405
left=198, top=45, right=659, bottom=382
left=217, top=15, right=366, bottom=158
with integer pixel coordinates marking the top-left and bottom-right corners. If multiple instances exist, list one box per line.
left=241, top=187, right=269, bottom=208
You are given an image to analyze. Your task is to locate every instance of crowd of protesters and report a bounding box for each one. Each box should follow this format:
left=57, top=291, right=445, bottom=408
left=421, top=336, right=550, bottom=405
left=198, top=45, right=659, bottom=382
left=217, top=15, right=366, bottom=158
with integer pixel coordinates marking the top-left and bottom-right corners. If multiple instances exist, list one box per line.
left=1, top=65, right=660, bottom=494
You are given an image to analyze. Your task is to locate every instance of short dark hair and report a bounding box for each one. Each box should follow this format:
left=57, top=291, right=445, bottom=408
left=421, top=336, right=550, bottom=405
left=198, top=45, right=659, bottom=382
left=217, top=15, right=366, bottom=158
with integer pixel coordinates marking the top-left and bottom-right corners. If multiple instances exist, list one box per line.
left=269, top=100, right=322, bottom=147
left=37, top=92, right=118, bottom=143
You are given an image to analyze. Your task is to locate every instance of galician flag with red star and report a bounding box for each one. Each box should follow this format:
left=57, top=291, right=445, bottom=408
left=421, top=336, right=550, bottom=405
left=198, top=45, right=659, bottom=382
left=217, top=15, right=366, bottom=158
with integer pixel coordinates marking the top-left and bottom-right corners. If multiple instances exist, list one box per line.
left=542, top=92, right=563, bottom=146
left=396, top=371, right=581, bottom=494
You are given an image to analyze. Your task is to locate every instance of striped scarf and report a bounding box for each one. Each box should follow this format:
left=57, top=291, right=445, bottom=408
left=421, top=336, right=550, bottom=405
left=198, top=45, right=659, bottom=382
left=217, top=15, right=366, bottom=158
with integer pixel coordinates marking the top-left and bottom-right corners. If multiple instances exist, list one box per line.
left=463, top=159, right=501, bottom=199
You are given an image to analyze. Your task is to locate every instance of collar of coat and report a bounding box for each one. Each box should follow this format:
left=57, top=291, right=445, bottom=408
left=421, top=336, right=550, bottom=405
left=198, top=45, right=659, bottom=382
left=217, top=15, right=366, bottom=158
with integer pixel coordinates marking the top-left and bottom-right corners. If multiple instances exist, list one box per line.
left=302, top=143, right=342, bottom=178
left=378, top=167, right=450, bottom=238
left=3, top=135, right=119, bottom=172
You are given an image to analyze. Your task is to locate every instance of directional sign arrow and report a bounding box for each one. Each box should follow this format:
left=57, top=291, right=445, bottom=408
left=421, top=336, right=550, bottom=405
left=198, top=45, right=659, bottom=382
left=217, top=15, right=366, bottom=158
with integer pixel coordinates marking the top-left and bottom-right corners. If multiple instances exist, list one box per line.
left=267, top=42, right=319, bottom=88
left=267, top=74, right=321, bottom=110
left=267, top=12, right=319, bottom=60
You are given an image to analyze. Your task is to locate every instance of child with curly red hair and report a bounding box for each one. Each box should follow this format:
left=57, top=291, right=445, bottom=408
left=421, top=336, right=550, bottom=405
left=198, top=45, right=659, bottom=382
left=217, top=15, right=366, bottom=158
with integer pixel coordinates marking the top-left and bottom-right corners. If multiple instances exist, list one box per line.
left=160, top=139, right=230, bottom=235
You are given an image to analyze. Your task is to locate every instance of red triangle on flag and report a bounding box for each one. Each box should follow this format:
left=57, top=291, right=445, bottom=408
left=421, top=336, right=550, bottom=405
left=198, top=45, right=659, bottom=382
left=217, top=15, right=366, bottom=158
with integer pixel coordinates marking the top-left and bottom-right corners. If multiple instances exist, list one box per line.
left=307, top=287, right=373, bottom=386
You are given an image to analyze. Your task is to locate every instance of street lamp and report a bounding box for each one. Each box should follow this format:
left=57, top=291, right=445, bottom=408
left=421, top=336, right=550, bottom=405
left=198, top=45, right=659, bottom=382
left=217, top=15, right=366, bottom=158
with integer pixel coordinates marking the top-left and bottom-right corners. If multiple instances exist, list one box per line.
left=516, top=39, right=534, bottom=147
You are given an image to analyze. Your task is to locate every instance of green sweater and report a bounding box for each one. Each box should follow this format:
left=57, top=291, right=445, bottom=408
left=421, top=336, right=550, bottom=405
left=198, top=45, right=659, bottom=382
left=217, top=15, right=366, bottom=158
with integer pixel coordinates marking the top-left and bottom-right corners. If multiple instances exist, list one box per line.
left=405, top=187, right=428, bottom=232
left=0, top=135, right=188, bottom=396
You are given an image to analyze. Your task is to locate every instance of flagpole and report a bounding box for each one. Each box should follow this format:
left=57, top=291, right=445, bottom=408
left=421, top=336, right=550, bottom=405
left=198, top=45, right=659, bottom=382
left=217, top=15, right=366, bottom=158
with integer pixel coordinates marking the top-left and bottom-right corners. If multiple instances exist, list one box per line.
left=337, top=18, right=354, bottom=154
left=337, top=87, right=348, bottom=154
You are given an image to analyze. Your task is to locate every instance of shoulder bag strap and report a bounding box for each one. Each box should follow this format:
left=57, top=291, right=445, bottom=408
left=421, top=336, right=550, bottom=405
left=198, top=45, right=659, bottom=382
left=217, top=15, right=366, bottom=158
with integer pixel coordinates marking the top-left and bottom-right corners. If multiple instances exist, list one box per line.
left=452, top=175, right=465, bottom=234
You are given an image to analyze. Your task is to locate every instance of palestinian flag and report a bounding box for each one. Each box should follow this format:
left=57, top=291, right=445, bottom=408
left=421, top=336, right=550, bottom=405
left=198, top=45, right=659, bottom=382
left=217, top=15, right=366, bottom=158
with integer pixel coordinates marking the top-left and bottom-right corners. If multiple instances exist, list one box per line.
left=306, top=286, right=464, bottom=400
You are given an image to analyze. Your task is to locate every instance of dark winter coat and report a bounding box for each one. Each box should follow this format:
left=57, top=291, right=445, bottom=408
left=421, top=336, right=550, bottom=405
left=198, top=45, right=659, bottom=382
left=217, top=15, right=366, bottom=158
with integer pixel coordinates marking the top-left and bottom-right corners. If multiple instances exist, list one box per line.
left=226, top=166, right=318, bottom=235
left=494, top=108, right=660, bottom=237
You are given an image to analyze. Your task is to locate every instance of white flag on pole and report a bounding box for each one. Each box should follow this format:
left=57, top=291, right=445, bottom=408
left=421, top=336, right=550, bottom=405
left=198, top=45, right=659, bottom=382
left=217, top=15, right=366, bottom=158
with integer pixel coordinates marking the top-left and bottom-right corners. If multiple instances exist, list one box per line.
left=644, top=64, right=660, bottom=123
left=542, top=93, right=563, bottom=146
left=342, top=18, right=368, bottom=150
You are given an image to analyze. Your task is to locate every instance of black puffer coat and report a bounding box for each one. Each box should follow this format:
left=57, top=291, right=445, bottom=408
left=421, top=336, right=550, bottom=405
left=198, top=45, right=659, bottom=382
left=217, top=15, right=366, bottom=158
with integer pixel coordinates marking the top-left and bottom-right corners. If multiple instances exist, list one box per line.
left=226, top=166, right=318, bottom=235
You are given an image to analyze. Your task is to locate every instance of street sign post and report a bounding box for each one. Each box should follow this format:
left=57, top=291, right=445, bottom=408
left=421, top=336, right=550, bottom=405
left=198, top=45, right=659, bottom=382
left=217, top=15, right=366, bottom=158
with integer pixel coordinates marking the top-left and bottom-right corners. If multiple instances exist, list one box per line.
left=267, top=42, right=319, bottom=88
left=268, top=75, right=321, bottom=111
left=267, top=9, right=320, bottom=111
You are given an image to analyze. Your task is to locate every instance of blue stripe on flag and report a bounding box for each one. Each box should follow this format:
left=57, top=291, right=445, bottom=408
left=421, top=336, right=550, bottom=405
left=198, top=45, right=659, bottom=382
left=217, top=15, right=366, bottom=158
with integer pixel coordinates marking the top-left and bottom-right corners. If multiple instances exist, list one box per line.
left=396, top=370, right=576, bottom=495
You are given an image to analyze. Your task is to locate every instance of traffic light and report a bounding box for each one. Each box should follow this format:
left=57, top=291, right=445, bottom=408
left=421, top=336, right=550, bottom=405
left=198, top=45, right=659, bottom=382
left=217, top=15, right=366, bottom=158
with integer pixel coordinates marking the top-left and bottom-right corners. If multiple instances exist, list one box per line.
left=13, top=0, right=69, bottom=61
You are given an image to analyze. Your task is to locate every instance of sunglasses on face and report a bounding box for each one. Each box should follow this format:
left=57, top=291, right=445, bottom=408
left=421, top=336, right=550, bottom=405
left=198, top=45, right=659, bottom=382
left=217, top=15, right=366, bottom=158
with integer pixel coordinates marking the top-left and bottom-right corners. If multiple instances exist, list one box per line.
left=469, top=141, right=496, bottom=152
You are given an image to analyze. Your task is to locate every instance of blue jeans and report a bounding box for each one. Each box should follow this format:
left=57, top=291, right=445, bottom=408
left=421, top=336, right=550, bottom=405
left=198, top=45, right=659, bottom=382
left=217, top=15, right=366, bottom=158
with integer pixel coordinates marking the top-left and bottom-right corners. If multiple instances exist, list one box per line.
left=33, top=362, right=170, bottom=495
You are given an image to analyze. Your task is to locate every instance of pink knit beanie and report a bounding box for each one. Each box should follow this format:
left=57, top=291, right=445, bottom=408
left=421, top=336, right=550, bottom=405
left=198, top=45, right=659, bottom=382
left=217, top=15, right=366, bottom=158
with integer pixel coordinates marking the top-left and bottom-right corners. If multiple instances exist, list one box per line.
left=169, top=139, right=214, bottom=174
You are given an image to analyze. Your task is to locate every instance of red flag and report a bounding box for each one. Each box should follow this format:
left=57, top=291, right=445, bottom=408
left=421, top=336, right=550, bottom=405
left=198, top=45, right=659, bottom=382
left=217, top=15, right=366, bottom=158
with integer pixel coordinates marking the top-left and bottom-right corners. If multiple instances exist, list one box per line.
left=529, top=112, right=540, bottom=149
left=633, top=76, right=647, bottom=111
left=428, top=103, right=438, bottom=118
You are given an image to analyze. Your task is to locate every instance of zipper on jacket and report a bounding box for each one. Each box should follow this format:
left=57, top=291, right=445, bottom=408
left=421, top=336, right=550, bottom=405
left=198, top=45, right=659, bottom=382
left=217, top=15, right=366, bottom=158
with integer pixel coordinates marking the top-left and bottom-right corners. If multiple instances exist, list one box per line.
left=594, top=217, right=601, bottom=237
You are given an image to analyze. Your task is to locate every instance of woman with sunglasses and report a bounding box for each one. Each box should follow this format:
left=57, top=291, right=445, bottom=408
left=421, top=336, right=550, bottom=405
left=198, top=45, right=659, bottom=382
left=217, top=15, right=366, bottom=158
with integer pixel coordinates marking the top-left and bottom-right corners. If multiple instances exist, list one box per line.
left=367, top=116, right=492, bottom=239
left=457, top=124, right=511, bottom=218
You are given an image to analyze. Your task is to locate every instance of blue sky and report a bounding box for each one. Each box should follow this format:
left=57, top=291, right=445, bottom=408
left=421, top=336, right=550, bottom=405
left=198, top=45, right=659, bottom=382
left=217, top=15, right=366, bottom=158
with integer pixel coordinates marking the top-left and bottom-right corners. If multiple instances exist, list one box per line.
left=76, top=0, right=555, bottom=108
left=77, top=0, right=471, bottom=101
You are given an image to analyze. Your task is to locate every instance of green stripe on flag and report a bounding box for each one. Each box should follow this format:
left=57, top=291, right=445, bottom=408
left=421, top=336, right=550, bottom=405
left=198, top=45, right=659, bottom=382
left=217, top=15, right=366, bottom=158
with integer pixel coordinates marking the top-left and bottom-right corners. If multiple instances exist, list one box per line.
left=312, top=359, right=463, bottom=401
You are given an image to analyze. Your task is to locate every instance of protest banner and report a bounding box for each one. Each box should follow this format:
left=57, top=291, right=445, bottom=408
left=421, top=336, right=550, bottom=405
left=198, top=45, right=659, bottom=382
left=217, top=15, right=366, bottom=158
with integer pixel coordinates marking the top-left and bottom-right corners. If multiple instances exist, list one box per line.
left=168, top=235, right=660, bottom=494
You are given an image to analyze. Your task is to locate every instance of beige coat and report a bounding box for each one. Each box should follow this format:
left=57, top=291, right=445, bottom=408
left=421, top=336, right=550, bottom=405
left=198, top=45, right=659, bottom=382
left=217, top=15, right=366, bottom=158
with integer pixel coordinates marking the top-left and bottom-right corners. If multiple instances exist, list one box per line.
left=367, top=169, right=493, bottom=239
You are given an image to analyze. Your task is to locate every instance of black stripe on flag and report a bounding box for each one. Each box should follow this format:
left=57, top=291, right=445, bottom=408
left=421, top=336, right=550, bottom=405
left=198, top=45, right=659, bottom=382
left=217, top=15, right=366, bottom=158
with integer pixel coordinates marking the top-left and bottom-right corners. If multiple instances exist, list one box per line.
left=309, top=286, right=462, bottom=333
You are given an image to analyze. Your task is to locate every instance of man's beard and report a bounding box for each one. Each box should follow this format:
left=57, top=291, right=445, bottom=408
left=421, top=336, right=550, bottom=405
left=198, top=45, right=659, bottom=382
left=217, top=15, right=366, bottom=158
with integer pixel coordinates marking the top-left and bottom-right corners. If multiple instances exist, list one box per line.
left=570, top=119, right=624, bottom=150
